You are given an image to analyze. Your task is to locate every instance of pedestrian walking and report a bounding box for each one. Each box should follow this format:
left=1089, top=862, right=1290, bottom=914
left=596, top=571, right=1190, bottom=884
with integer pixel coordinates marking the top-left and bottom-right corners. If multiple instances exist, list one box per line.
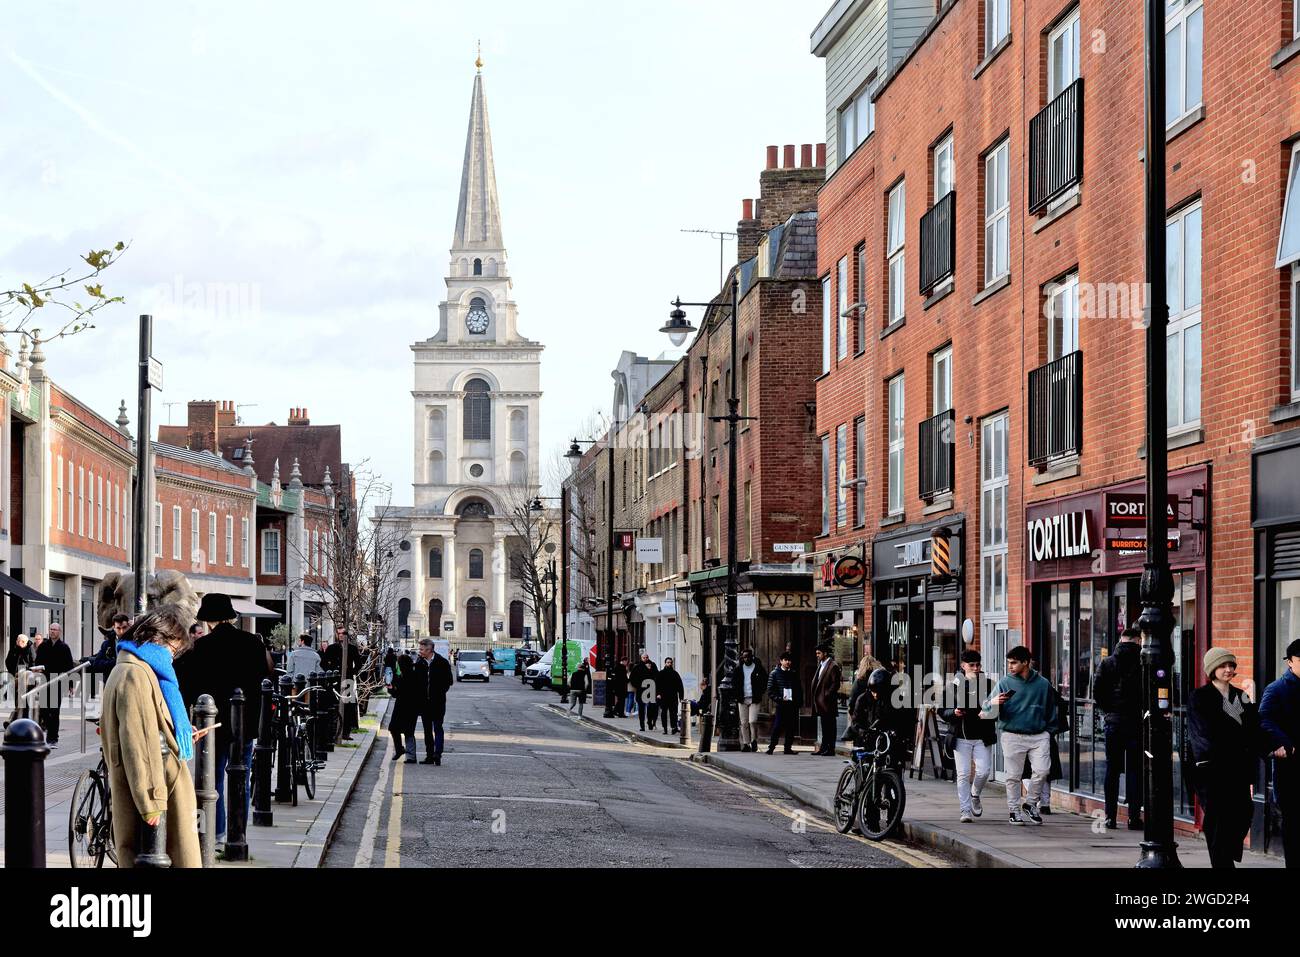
left=1188, top=647, right=1259, bottom=869
left=940, top=650, right=997, bottom=823
left=5, top=632, right=34, bottom=675
left=286, top=633, right=322, bottom=679
left=175, top=593, right=275, bottom=841
left=765, top=651, right=802, bottom=754
left=1260, top=637, right=1300, bottom=867
left=811, top=641, right=843, bottom=756
left=388, top=648, right=417, bottom=762
left=569, top=660, right=592, bottom=717
left=101, top=604, right=206, bottom=868
left=657, top=657, right=684, bottom=734
left=990, top=646, right=1057, bottom=826
left=34, top=622, right=75, bottom=746
left=1093, top=623, right=1145, bottom=829
left=728, top=648, right=768, bottom=751
left=607, top=656, right=629, bottom=719
left=629, top=653, right=658, bottom=731
left=411, top=638, right=453, bottom=765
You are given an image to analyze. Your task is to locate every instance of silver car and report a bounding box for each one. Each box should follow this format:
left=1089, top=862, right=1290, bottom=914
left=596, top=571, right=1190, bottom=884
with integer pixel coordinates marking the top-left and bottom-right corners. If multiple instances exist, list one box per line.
left=455, top=650, right=491, bottom=682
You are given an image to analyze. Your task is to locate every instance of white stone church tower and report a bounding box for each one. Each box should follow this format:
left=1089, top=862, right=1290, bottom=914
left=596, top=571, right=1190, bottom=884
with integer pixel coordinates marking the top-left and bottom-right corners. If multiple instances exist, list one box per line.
left=384, top=59, right=543, bottom=644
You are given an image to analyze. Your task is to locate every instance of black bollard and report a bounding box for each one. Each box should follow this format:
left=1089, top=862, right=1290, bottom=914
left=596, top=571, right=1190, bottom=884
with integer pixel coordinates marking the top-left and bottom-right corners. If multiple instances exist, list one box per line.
left=133, top=732, right=172, bottom=868
left=192, top=694, right=219, bottom=868
left=326, top=671, right=342, bottom=744
left=1, top=718, right=49, bottom=867
left=311, top=672, right=333, bottom=756
left=252, top=679, right=274, bottom=826
left=274, top=675, right=293, bottom=804
left=224, top=688, right=250, bottom=862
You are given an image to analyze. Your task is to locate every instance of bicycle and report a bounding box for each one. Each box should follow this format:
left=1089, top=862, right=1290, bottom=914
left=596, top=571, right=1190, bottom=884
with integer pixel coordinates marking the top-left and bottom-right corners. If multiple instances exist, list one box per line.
left=68, top=718, right=117, bottom=868
left=832, top=727, right=907, bottom=841
left=282, top=689, right=324, bottom=804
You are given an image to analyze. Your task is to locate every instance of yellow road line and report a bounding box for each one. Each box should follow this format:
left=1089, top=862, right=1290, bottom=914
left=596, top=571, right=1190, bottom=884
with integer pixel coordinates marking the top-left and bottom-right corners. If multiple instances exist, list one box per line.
left=384, top=756, right=404, bottom=868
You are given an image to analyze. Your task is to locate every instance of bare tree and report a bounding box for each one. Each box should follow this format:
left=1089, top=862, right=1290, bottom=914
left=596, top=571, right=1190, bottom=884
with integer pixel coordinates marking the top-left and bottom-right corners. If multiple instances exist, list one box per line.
left=500, top=481, right=558, bottom=646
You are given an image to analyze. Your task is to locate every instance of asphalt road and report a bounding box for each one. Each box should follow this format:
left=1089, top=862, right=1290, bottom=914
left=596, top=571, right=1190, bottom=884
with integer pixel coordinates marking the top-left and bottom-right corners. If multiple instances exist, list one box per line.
left=323, top=675, right=955, bottom=868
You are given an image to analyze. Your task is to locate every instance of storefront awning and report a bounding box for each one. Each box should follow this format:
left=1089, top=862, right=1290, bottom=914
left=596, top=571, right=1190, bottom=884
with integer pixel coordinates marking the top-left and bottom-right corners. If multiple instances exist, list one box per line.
left=231, top=598, right=281, bottom=619
left=0, top=571, right=63, bottom=610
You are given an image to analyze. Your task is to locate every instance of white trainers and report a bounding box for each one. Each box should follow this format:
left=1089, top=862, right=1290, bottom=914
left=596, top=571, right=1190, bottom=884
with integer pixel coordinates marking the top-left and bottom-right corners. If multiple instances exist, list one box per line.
left=971, top=794, right=983, bottom=817
left=960, top=811, right=974, bottom=823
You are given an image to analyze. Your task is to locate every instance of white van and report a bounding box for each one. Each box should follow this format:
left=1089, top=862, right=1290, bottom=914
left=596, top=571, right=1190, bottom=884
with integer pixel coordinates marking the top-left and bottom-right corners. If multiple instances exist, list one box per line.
left=522, top=641, right=595, bottom=690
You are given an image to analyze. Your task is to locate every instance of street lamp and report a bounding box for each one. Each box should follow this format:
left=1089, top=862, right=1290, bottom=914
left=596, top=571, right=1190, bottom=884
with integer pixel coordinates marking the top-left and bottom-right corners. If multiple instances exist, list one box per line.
left=662, top=277, right=752, bottom=753
left=566, top=432, right=620, bottom=717
left=1135, top=0, right=1181, bottom=869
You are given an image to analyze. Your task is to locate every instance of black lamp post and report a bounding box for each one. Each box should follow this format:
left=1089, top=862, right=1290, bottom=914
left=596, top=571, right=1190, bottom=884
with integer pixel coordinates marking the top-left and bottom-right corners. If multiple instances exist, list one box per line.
left=566, top=437, right=618, bottom=715
left=662, top=277, right=751, bottom=752
left=1135, top=0, right=1181, bottom=869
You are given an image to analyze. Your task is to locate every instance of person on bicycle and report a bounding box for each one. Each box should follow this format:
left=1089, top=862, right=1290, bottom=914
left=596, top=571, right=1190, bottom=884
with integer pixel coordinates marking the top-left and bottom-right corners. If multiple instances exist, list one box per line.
left=101, top=603, right=207, bottom=868
left=852, top=668, right=913, bottom=764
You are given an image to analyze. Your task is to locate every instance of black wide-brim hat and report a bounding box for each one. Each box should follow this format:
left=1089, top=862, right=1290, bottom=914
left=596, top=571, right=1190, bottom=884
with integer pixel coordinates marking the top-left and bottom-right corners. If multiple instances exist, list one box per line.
left=197, top=592, right=237, bottom=622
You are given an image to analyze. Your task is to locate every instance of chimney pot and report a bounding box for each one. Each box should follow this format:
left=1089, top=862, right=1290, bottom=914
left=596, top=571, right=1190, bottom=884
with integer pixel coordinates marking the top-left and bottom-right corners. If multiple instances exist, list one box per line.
left=742, top=198, right=754, bottom=220
left=816, top=143, right=826, bottom=167
left=800, top=144, right=813, bottom=167
left=766, top=145, right=778, bottom=170
left=783, top=145, right=795, bottom=168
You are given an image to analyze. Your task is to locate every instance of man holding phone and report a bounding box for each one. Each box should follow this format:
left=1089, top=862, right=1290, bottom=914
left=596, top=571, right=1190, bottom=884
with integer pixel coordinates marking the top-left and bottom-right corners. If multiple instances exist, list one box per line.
left=989, top=645, right=1056, bottom=826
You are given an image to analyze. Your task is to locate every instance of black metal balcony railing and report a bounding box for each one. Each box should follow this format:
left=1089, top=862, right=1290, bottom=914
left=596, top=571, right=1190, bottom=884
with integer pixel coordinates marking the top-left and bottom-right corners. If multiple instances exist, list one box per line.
left=1029, top=77, right=1084, bottom=213
left=918, top=408, right=955, bottom=500
left=1028, top=349, right=1084, bottom=466
left=919, top=190, right=956, bottom=295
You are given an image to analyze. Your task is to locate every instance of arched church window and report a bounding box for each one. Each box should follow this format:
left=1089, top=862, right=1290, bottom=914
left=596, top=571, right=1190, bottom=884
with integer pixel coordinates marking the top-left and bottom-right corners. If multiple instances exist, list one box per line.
left=468, top=548, right=484, bottom=579
left=428, top=409, right=446, bottom=443
left=473, top=258, right=483, bottom=276
left=463, top=379, right=491, bottom=440
left=428, top=547, right=443, bottom=578
left=398, top=598, right=410, bottom=629
left=457, top=499, right=493, bottom=519
left=427, top=451, right=445, bottom=485
left=509, top=409, right=526, bottom=443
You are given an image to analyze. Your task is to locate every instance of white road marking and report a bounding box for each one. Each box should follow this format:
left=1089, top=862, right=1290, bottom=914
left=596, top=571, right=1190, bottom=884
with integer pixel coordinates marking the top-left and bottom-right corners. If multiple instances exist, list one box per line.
left=353, top=735, right=395, bottom=869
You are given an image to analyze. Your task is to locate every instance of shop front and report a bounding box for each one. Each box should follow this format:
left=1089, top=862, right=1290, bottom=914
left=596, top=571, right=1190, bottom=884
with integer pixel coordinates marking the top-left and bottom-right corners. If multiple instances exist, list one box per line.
left=811, top=546, right=868, bottom=735
left=871, top=517, right=966, bottom=683
left=1252, top=432, right=1300, bottom=854
left=1025, top=466, right=1208, bottom=820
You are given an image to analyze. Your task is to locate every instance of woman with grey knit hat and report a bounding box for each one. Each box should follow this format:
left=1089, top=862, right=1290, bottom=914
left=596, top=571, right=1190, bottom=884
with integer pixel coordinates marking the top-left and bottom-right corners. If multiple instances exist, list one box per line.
left=1187, top=647, right=1259, bottom=869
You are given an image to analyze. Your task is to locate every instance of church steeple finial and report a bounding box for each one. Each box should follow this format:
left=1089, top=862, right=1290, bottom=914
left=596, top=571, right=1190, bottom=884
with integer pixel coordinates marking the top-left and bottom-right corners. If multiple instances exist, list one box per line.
left=476, top=40, right=483, bottom=72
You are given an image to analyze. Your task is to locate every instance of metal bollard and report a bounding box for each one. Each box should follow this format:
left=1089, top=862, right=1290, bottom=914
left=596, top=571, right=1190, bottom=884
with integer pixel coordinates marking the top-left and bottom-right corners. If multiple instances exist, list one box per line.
left=134, top=731, right=172, bottom=868
left=312, top=672, right=333, bottom=755
left=679, top=698, right=691, bottom=747
left=1, top=718, right=49, bottom=867
left=327, top=671, right=341, bottom=744
left=224, top=688, right=250, bottom=862
left=274, top=675, right=293, bottom=803
left=252, top=679, right=274, bottom=826
left=192, top=694, right=218, bottom=868
left=697, top=711, right=714, bottom=754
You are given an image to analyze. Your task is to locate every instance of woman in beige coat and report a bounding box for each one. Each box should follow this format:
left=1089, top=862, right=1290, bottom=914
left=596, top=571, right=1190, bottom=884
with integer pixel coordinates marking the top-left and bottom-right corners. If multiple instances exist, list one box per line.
left=100, top=604, right=204, bottom=868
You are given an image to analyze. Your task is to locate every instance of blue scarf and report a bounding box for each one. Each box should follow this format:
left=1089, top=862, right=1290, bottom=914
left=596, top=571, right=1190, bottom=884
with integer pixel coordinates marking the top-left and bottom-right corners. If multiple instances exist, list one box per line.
left=118, top=640, right=193, bottom=761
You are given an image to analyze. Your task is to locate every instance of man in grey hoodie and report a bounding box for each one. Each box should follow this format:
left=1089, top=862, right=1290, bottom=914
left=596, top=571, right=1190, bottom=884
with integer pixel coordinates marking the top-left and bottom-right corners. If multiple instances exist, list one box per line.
left=989, top=645, right=1057, bottom=825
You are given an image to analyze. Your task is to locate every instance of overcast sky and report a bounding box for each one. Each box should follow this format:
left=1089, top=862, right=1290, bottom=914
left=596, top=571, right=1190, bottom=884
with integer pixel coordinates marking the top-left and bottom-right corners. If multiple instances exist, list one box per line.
left=1, top=0, right=824, bottom=506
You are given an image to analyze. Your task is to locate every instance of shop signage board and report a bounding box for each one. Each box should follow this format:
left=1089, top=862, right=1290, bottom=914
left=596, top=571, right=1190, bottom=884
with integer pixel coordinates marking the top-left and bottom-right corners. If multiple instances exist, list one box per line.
left=833, top=555, right=868, bottom=588
left=635, top=537, right=663, bottom=563
left=736, top=594, right=758, bottom=619
left=773, top=543, right=806, bottom=554
left=1025, top=511, right=1092, bottom=562
left=1104, top=492, right=1180, bottom=528
left=703, top=591, right=814, bottom=616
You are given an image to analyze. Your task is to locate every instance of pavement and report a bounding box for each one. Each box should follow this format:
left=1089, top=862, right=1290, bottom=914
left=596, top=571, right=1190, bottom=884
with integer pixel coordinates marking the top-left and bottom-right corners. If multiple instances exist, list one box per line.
left=572, top=704, right=1285, bottom=869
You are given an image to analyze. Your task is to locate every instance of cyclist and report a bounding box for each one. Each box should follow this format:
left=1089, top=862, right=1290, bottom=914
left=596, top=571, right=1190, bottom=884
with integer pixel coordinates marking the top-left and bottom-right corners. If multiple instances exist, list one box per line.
left=851, top=668, right=913, bottom=764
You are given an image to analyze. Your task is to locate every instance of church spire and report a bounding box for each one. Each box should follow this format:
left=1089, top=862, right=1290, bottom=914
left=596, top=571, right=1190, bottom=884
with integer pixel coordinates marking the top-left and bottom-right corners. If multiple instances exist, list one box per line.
left=452, top=65, right=504, bottom=252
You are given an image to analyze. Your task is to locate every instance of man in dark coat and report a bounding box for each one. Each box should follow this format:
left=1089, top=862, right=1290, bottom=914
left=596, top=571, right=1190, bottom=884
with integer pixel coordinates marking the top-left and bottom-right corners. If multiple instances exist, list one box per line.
left=1260, top=637, right=1300, bottom=867
left=765, top=651, right=803, bottom=754
left=176, top=593, right=274, bottom=839
left=606, top=656, right=629, bottom=719
left=629, top=653, right=658, bottom=731
left=5, top=632, right=35, bottom=676
left=1093, top=624, right=1145, bottom=829
left=34, top=623, right=76, bottom=745
left=409, top=638, right=453, bottom=765
left=811, top=641, right=843, bottom=756
left=388, top=649, right=418, bottom=762
left=657, top=657, right=685, bottom=735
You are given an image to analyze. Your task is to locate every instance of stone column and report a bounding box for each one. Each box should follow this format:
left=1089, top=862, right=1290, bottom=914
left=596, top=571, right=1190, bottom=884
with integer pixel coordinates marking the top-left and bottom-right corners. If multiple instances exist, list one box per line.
left=492, top=531, right=507, bottom=624
left=443, top=533, right=457, bottom=634
left=409, top=532, right=426, bottom=637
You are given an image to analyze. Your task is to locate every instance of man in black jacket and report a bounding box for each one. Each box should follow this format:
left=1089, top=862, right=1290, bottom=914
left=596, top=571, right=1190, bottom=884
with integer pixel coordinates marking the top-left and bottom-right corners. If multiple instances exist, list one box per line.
left=940, top=650, right=998, bottom=822
left=410, top=638, right=453, bottom=765
left=34, top=623, right=76, bottom=745
left=607, top=657, right=629, bottom=718
left=728, top=648, right=768, bottom=751
left=629, top=654, right=658, bottom=731
left=176, top=593, right=275, bottom=839
left=765, top=651, right=802, bottom=754
left=1093, top=624, right=1144, bottom=829
left=657, top=658, right=684, bottom=734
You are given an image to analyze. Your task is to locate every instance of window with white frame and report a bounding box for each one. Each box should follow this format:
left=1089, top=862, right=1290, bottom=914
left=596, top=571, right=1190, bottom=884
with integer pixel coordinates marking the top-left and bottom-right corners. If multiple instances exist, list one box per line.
left=1292, top=265, right=1299, bottom=401
left=888, top=374, right=905, bottom=515
left=56, top=455, right=63, bottom=530
left=981, top=413, right=1010, bottom=620
left=821, top=434, right=831, bottom=535
left=838, top=78, right=875, bottom=164
left=837, top=256, right=849, bottom=359
left=78, top=467, right=85, bottom=536
left=1048, top=8, right=1081, bottom=100
left=262, top=528, right=281, bottom=575
left=66, top=461, right=74, bottom=537
left=172, top=506, right=182, bottom=560
left=1167, top=202, right=1203, bottom=431
left=887, top=182, right=906, bottom=325
left=1279, top=143, right=1300, bottom=270
left=1165, top=0, right=1203, bottom=126
left=90, top=470, right=97, bottom=541
left=836, top=423, right=848, bottom=528
left=822, top=275, right=832, bottom=373
left=153, top=502, right=162, bottom=558
left=97, top=475, right=104, bottom=542
left=1046, top=271, right=1081, bottom=360
left=191, top=508, right=200, bottom=561
left=933, top=346, right=953, bottom=414
left=984, top=141, right=1010, bottom=285
left=854, top=417, right=866, bottom=526
left=855, top=242, right=867, bottom=351
left=934, top=134, right=954, bottom=201
left=225, top=515, right=234, bottom=566
left=241, top=517, right=250, bottom=567
left=986, top=0, right=1010, bottom=54
left=208, top=512, right=217, bottom=566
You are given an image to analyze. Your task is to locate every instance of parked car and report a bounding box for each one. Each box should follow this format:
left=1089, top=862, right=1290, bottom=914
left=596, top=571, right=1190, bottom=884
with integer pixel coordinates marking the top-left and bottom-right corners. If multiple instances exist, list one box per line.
left=523, top=648, right=553, bottom=690
left=455, top=650, right=491, bottom=682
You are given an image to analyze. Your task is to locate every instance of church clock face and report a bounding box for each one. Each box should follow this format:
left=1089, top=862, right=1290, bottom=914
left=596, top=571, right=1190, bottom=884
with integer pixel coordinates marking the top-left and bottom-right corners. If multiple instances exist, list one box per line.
left=466, top=298, right=490, bottom=334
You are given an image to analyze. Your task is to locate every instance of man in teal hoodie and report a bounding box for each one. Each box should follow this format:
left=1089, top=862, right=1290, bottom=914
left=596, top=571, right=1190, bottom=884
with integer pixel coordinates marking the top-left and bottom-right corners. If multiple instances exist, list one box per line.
left=989, top=646, right=1057, bottom=826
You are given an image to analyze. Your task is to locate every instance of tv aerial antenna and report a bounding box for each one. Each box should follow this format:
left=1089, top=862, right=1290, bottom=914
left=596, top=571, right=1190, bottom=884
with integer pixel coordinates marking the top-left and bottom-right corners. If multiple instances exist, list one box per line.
left=681, top=228, right=738, bottom=288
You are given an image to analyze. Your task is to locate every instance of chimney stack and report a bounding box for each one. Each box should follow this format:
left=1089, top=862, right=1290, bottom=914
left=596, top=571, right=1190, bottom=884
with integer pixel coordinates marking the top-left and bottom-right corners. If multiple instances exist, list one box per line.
left=737, top=192, right=763, bottom=265
left=782, top=144, right=796, bottom=168
left=816, top=143, right=827, bottom=167
left=766, top=145, right=779, bottom=170
left=800, top=144, right=813, bottom=167
left=288, top=407, right=311, bottom=426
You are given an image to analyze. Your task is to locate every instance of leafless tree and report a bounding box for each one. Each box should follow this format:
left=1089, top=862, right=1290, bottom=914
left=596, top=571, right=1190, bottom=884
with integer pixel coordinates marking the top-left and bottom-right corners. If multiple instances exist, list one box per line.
left=500, top=481, right=558, bottom=646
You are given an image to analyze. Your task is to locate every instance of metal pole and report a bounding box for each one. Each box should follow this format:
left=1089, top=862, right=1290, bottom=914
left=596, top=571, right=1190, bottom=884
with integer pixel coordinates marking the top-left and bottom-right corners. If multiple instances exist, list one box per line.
left=1, top=718, right=48, bottom=868
left=252, top=679, right=274, bottom=826
left=1136, top=0, right=1181, bottom=869
left=224, top=688, right=249, bottom=861
left=193, top=694, right=218, bottom=868
left=603, top=430, right=617, bottom=717
left=274, top=675, right=293, bottom=803
left=133, top=314, right=153, bottom=619
left=717, top=275, right=741, bottom=752
left=561, top=485, right=570, bottom=649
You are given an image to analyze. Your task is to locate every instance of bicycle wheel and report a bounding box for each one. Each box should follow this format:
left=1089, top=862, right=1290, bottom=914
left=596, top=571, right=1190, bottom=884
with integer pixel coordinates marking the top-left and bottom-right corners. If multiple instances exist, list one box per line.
left=857, top=768, right=906, bottom=841
left=300, top=735, right=317, bottom=800
left=832, top=765, right=860, bottom=833
left=69, top=770, right=108, bottom=868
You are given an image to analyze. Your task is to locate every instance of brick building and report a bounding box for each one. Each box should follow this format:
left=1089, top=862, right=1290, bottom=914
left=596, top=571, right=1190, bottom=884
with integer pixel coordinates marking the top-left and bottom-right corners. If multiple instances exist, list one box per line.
left=811, top=0, right=1300, bottom=845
